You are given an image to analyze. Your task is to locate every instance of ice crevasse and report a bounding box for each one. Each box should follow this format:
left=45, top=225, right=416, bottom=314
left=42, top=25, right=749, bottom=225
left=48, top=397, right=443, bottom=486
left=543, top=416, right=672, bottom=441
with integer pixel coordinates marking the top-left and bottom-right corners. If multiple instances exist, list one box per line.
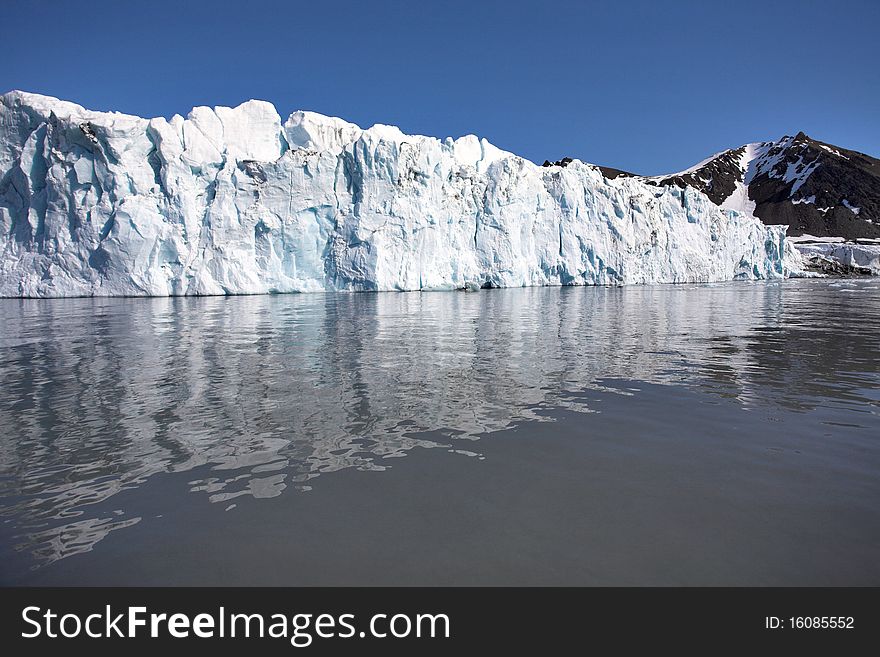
left=0, top=91, right=799, bottom=297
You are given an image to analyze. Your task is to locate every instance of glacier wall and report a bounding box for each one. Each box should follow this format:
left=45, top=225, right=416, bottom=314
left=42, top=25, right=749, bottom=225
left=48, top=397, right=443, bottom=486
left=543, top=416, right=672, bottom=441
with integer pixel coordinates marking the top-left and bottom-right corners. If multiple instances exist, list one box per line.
left=0, top=91, right=794, bottom=297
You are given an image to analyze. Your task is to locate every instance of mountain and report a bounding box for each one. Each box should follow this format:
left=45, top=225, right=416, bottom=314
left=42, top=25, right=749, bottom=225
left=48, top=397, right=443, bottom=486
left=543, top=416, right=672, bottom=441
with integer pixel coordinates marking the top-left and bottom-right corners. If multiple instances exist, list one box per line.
left=0, top=91, right=794, bottom=298
left=583, top=133, right=880, bottom=241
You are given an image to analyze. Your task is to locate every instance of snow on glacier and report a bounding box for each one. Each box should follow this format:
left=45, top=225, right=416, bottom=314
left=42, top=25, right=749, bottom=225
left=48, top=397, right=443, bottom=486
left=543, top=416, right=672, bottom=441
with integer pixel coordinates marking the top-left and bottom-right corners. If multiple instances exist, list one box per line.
left=0, top=91, right=796, bottom=297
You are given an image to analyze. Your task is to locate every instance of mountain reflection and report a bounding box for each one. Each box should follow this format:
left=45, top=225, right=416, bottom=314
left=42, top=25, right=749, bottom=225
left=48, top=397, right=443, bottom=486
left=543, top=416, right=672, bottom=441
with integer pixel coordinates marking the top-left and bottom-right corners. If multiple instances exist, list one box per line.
left=1, top=280, right=878, bottom=566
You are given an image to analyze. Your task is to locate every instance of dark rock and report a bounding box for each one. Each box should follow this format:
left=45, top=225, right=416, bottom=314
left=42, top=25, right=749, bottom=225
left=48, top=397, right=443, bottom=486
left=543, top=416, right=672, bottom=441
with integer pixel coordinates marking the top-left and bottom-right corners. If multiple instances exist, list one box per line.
left=802, top=255, right=874, bottom=277
left=597, top=166, right=638, bottom=180
left=654, top=146, right=747, bottom=206
left=542, top=157, right=575, bottom=168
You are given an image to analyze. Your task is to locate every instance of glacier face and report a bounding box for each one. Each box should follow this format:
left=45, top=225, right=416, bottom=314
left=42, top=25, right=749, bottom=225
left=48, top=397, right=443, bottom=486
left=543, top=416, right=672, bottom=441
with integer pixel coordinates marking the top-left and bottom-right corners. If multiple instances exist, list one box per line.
left=0, top=91, right=796, bottom=297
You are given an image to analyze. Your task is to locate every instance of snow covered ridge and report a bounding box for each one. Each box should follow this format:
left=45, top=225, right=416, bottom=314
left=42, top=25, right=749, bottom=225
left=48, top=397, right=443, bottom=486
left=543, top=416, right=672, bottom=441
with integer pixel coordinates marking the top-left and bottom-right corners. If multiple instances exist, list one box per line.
left=0, top=91, right=796, bottom=298
left=638, top=132, right=880, bottom=242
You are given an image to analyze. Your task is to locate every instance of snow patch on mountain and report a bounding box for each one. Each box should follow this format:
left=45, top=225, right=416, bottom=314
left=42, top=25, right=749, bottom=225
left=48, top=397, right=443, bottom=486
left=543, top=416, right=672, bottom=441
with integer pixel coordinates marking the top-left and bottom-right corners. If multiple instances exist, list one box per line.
left=842, top=199, right=861, bottom=215
left=718, top=143, right=764, bottom=217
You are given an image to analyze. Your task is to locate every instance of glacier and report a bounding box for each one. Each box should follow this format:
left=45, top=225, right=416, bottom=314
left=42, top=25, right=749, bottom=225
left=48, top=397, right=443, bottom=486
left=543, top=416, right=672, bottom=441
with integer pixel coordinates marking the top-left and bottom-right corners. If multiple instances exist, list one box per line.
left=0, top=91, right=798, bottom=297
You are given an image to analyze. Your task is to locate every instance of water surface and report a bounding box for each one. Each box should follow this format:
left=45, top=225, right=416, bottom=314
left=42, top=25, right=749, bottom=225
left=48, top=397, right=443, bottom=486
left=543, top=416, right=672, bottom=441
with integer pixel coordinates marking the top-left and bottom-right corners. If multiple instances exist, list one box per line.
left=1, top=279, right=878, bottom=585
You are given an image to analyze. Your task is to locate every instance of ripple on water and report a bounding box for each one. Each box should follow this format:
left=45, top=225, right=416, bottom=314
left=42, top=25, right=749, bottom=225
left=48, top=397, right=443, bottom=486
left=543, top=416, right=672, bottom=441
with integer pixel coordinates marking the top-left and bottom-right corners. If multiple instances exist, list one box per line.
left=0, top=278, right=878, bottom=567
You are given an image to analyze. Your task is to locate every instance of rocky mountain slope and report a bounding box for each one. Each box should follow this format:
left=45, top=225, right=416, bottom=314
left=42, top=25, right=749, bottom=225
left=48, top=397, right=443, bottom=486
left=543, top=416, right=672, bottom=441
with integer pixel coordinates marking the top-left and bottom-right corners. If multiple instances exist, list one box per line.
left=569, top=133, right=880, bottom=241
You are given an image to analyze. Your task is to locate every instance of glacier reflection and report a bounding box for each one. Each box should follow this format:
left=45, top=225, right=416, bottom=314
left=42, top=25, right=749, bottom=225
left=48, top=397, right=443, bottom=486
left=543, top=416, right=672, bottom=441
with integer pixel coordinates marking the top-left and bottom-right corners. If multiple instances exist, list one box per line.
left=1, top=279, right=879, bottom=565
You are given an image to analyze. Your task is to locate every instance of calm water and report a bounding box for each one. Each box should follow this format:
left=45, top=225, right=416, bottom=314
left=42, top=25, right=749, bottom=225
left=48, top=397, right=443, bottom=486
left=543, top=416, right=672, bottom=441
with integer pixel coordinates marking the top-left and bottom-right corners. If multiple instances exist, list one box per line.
left=0, top=279, right=878, bottom=585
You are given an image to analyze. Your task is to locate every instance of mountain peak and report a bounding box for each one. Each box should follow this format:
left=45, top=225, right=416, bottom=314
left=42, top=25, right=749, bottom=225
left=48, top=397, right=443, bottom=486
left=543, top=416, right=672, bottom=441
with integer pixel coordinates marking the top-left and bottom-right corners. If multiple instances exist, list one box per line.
left=637, top=133, right=879, bottom=240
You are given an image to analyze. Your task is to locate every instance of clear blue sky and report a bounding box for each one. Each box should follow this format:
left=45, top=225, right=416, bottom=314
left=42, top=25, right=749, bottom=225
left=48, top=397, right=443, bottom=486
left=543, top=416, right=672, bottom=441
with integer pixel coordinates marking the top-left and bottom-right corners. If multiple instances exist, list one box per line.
left=2, top=0, right=877, bottom=174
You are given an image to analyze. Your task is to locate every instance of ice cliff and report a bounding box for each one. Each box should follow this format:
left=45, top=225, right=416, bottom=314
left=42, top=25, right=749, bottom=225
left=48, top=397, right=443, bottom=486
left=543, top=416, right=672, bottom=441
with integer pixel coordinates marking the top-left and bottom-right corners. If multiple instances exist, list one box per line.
left=0, top=91, right=796, bottom=297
